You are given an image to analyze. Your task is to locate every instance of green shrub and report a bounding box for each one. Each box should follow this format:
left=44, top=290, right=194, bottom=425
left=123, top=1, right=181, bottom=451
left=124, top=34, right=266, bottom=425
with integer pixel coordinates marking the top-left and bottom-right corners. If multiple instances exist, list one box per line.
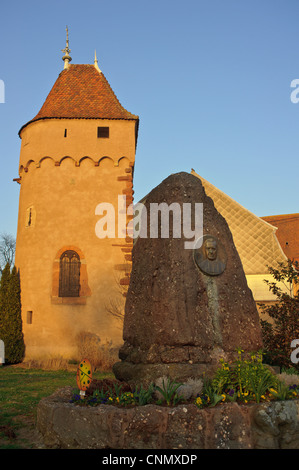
left=259, top=260, right=299, bottom=371
left=133, top=383, right=155, bottom=406
left=0, top=264, right=25, bottom=364
left=155, top=377, right=184, bottom=406
left=195, top=348, right=299, bottom=407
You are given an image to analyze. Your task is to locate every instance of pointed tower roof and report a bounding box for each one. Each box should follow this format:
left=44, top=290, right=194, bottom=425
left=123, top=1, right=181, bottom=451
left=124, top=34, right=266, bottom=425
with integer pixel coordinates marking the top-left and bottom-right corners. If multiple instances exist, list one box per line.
left=19, top=62, right=139, bottom=135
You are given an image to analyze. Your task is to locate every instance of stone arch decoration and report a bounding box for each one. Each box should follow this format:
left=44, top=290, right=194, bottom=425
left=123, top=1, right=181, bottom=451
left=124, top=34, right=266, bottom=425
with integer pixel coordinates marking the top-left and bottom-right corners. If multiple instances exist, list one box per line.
left=51, top=246, right=91, bottom=304
left=26, top=159, right=36, bottom=169
left=59, top=156, right=77, bottom=166
left=79, top=156, right=95, bottom=166
left=117, top=156, right=131, bottom=168
left=38, top=156, right=56, bottom=168
left=98, top=156, right=115, bottom=167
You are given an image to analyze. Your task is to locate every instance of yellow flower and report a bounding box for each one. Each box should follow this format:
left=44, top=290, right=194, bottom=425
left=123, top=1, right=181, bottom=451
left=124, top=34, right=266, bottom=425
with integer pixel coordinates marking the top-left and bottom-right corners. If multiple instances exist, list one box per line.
left=195, top=396, right=204, bottom=408
left=221, top=394, right=226, bottom=402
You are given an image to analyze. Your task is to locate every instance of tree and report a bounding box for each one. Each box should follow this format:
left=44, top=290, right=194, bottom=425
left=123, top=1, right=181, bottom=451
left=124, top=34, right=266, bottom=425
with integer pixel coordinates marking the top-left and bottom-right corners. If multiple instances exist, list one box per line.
left=0, top=264, right=25, bottom=364
left=0, top=263, right=11, bottom=333
left=0, top=233, right=16, bottom=274
left=259, top=259, right=299, bottom=371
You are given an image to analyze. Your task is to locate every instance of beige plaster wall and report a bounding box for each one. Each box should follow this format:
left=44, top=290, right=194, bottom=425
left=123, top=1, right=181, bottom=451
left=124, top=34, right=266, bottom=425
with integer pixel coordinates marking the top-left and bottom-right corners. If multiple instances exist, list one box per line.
left=246, top=274, right=294, bottom=302
left=15, top=118, right=136, bottom=360
left=19, top=118, right=137, bottom=167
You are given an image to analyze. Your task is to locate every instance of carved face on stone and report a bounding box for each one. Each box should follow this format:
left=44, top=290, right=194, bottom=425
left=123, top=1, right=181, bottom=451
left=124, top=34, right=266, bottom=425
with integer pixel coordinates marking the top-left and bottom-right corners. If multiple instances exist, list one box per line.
left=194, top=234, right=227, bottom=276
left=204, top=239, right=217, bottom=261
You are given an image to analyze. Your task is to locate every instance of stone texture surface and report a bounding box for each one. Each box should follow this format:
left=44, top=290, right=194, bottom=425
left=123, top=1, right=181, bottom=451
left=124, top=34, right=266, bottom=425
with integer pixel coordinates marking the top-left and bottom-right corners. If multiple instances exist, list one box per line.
left=36, top=387, right=299, bottom=449
left=113, top=172, right=263, bottom=386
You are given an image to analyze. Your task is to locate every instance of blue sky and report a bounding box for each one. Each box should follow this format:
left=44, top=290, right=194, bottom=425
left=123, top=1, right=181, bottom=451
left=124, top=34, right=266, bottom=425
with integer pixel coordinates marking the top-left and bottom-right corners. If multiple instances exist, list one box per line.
left=0, top=0, right=298, bottom=237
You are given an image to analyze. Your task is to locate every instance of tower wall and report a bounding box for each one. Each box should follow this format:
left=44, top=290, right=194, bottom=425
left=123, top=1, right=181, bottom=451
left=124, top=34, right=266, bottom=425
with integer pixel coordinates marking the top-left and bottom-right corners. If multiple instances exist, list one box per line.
left=15, top=118, right=136, bottom=360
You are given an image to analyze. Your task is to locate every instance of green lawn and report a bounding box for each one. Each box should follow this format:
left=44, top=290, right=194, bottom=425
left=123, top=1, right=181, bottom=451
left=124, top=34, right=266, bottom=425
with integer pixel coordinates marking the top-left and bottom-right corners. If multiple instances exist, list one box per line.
left=0, top=365, right=113, bottom=449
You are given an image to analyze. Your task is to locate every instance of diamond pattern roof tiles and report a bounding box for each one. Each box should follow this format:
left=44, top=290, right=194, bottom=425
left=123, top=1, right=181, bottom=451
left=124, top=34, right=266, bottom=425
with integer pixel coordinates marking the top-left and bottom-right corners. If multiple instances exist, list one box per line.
left=191, top=170, right=287, bottom=274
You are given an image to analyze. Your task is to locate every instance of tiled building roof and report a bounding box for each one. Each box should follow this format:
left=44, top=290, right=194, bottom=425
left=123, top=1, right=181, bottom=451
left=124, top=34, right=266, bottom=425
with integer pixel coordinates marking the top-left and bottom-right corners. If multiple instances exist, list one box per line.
left=19, top=64, right=138, bottom=134
left=191, top=170, right=287, bottom=275
left=261, top=213, right=299, bottom=265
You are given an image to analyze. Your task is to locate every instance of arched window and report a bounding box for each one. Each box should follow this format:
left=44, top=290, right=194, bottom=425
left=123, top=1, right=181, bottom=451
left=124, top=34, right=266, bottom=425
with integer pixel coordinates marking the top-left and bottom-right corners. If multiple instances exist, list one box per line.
left=59, top=250, right=81, bottom=297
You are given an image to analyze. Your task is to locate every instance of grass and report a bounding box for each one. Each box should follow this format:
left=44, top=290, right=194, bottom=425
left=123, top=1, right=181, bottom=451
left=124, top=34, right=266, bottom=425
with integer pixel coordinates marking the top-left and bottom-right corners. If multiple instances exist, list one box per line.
left=0, top=365, right=113, bottom=449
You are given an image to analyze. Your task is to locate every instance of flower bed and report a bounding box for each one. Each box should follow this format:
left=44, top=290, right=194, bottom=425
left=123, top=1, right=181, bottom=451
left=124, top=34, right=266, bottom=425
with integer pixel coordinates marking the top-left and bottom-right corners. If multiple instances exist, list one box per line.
left=194, top=349, right=299, bottom=408
left=37, top=387, right=299, bottom=449
left=36, top=350, right=299, bottom=449
left=70, top=350, right=299, bottom=410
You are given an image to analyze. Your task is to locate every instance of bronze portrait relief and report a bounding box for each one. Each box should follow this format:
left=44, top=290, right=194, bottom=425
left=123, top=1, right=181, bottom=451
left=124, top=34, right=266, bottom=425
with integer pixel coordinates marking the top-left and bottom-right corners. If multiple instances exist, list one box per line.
left=193, top=234, right=227, bottom=276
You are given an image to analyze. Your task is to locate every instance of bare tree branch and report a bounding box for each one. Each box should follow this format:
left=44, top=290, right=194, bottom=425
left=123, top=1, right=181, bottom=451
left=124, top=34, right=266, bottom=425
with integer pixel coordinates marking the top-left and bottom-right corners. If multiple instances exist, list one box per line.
left=0, top=233, right=16, bottom=273
left=105, top=258, right=131, bottom=322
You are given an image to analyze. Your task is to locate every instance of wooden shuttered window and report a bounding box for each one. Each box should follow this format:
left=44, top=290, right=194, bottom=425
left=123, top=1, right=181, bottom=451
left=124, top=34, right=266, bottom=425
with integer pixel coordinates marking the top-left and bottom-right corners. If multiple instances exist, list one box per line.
left=59, top=250, right=81, bottom=297
left=97, top=126, right=109, bottom=138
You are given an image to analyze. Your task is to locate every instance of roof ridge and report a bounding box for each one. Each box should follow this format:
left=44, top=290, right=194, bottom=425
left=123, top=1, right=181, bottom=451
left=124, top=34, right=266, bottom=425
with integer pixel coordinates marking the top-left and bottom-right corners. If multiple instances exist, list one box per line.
left=261, top=213, right=299, bottom=219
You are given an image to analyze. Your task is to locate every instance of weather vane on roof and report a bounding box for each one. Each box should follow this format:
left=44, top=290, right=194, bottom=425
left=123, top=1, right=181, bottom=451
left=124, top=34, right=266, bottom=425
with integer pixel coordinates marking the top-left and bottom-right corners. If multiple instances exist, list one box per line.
left=61, top=26, right=72, bottom=69
left=94, top=50, right=102, bottom=73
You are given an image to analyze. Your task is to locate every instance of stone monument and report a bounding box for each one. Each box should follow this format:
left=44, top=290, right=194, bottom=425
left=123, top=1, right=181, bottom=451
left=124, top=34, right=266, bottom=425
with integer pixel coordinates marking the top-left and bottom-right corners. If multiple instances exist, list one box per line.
left=113, top=172, right=263, bottom=386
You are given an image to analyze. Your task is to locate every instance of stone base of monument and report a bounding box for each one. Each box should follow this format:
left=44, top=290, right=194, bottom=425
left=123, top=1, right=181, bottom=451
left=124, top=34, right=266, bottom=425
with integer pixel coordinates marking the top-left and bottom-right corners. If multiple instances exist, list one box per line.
left=113, top=344, right=241, bottom=387
left=113, top=361, right=217, bottom=388
left=36, top=386, right=299, bottom=449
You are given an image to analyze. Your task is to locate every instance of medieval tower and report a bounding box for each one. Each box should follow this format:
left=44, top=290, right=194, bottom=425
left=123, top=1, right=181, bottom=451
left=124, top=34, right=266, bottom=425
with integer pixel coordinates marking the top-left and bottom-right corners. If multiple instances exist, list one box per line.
left=15, top=31, right=139, bottom=360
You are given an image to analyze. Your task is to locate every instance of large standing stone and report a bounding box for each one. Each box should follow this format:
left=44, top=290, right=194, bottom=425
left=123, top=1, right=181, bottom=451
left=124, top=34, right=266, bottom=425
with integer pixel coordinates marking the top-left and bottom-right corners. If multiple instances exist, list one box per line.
left=113, top=172, right=263, bottom=385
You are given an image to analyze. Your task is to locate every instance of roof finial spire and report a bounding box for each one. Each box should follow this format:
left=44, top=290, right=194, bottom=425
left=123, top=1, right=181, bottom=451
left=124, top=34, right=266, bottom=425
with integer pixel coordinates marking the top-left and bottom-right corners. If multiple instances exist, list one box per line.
left=94, top=49, right=102, bottom=73
left=61, top=26, right=72, bottom=69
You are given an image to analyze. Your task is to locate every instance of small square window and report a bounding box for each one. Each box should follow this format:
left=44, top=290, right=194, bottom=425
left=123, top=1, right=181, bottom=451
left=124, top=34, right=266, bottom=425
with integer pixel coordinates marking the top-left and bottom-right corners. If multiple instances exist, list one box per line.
left=97, top=127, right=109, bottom=138
left=27, top=311, right=33, bottom=324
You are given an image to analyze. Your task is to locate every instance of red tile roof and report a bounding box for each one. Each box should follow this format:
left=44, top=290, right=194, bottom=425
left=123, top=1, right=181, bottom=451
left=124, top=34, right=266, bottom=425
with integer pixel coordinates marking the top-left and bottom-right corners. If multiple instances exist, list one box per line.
left=261, top=213, right=299, bottom=265
left=19, top=64, right=138, bottom=134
